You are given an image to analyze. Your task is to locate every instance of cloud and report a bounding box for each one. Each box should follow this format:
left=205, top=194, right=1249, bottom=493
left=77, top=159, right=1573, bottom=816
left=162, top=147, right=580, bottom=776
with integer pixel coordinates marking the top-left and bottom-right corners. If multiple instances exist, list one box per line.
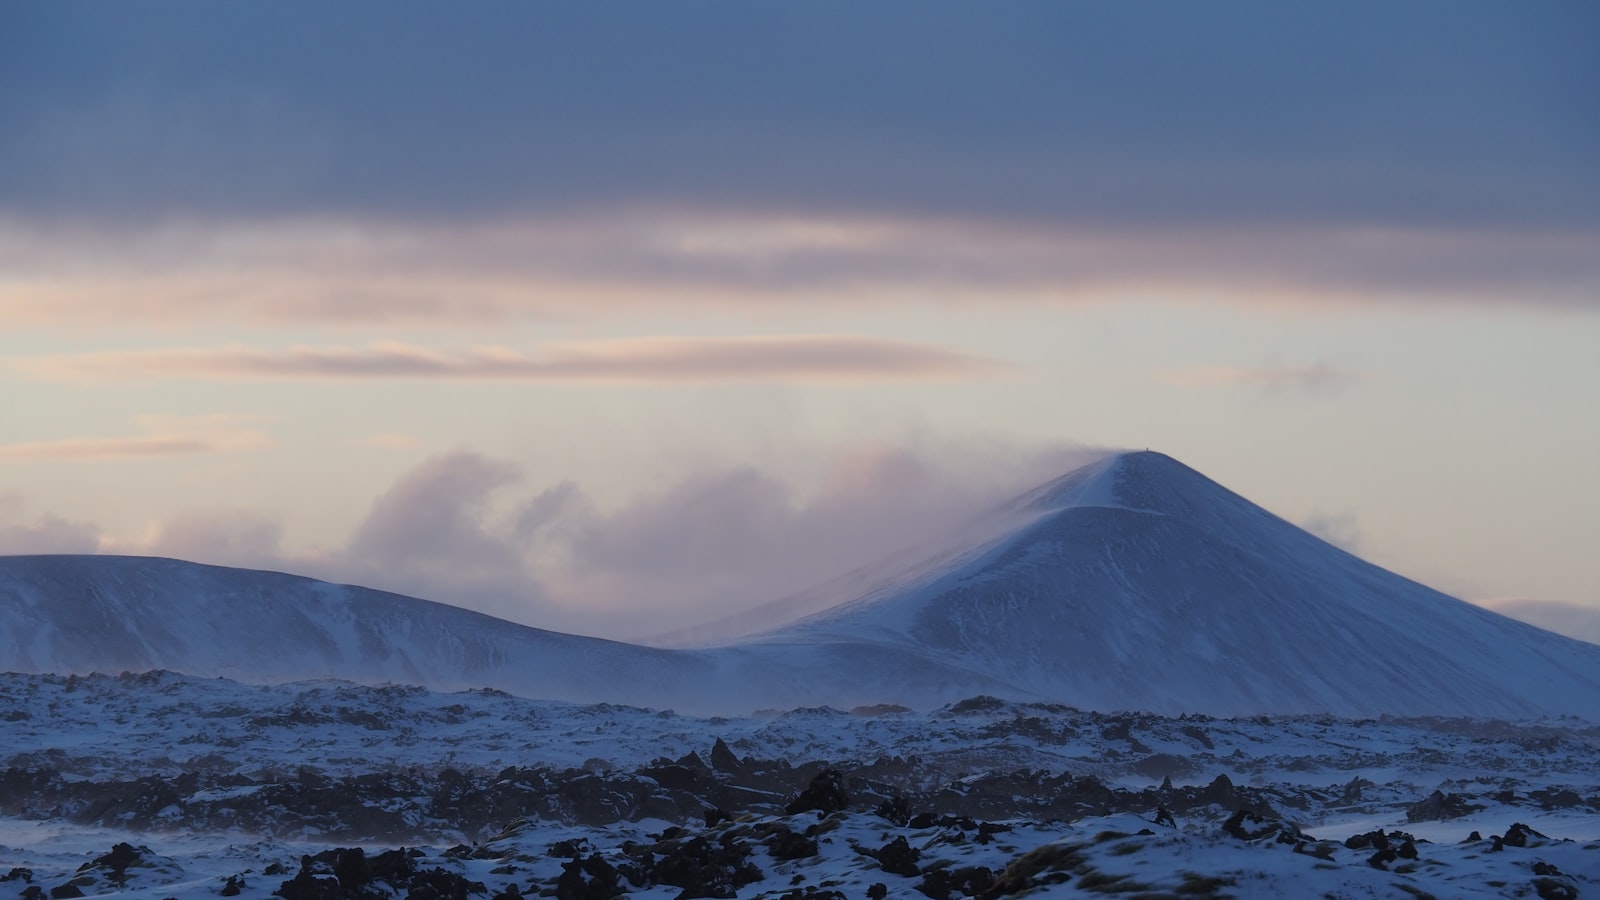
left=329, top=451, right=547, bottom=620
left=90, top=453, right=549, bottom=622
left=3, top=4, right=1594, bottom=234
left=1301, top=510, right=1361, bottom=552
left=0, top=415, right=271, bottom=461
left=10, top=336, right=1007, bottom=385
left=0, top=493, right=101, bottom=554
left=525, top=439, right=1111, bottom=635
left=1157, top=362, right=1360, bottom=395
left=2, top=218, right=1597, bottom=332
left=1476, top=598, right=1600, bottom=646
left=79, top=439, right=1106, bottom=638
left=0, top=4, right=1595, bottom=330
left=143, top=509, right=286, bottom=571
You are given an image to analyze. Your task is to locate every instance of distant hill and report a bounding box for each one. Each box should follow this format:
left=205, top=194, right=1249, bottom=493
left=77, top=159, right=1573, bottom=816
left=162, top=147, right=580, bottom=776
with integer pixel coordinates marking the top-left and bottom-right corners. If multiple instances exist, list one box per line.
left=0, top=554, right=714, bottom=708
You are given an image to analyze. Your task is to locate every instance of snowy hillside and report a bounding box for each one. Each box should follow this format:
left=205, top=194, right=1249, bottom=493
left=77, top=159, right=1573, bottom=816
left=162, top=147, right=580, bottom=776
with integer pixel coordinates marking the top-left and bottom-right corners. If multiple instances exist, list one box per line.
left=0, top=556, right=1019, bottom=715
left=0, top=555, right=713, bottom=709
left=4, top=451, right=1600, bottom=719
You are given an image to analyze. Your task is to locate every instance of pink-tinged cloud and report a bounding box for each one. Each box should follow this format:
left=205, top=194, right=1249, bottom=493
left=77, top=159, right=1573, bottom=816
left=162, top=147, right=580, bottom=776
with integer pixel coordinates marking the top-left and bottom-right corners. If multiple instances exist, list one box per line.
left=1156, top=362, right=1359, bottom=394
left=0, top=416, right=270, bottom=462
left=1, top=217, right=1595, bottom=330
left=11, top=336, right=1009, bottom=384
left=81, top=439, right=1107, bottom=639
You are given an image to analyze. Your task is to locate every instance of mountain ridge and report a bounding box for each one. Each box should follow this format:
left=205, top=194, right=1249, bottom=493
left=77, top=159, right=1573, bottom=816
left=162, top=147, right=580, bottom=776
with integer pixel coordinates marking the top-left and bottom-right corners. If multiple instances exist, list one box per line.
left=4, top=451, right=1598, bottom=719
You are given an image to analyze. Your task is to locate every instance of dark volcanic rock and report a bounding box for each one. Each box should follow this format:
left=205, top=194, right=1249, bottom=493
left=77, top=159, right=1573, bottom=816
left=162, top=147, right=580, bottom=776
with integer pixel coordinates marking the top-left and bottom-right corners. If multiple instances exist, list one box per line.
left=1502, top=822, right=1551, bottom=848
left=785, top=770, right=848, bottom=817
left=1195, top=774, right=1238, bottom=809
left=274, top=846, right=482, bottom=900
left=1531, top=788, right=1585, bottom=810
left=553, top=854, right=623, bottom=900
left=709, top=739, right=742, bottom=774
left=1130, top=753, right=1195, bottom=780
left=1406, top=789, right=1482, bottom=822
left=873, top=836, right=921, bottom=878
left=86, top=843, right=142, bottom=884
left=761, top=825, right=819, bottom=861
left=1533, top=877, right=1578, bottom=900
left=1344, top=830, right=1388, bottom=851
left=1221, top=809, right=1280, bottom=842
left=915, top=864, right=993, bottom=900
left=651, top=834, right=762, bottom=899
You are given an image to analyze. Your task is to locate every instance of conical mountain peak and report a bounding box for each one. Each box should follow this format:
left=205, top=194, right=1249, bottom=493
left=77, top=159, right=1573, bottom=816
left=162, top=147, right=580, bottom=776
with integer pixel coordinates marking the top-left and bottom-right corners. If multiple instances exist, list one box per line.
left=1013, top=449, right=1223, bottom=517
left=749, top=450, right=1600, bottom=718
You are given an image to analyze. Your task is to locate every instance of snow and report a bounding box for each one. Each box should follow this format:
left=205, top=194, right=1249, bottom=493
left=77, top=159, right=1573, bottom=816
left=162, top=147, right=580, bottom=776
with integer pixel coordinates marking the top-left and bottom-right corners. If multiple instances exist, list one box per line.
left=2, top=673, right=1598, bottom=898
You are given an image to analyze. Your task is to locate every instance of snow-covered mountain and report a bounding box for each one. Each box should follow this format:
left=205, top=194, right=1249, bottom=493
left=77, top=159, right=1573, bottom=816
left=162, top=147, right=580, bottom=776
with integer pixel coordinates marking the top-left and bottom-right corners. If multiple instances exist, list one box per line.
left=727, top=451, right=1600, bottom=718
left=4, top=451, right=1599, bottom=718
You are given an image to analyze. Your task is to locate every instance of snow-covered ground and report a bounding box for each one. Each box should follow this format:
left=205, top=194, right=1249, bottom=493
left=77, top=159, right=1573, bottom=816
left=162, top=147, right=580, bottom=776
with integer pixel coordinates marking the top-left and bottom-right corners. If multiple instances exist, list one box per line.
left=3, top=671, right=1597, bottom=898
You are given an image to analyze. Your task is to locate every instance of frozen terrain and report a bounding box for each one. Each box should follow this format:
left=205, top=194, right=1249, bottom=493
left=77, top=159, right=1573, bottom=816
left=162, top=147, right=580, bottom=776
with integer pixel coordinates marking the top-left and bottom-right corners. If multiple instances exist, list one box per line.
left=1, top=672, right=1597, bottom=898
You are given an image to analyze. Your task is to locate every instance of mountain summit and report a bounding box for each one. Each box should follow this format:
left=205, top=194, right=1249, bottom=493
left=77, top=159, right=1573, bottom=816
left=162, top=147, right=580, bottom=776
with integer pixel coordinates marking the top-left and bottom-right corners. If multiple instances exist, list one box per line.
left=3, top=451, right=1598, bottom=719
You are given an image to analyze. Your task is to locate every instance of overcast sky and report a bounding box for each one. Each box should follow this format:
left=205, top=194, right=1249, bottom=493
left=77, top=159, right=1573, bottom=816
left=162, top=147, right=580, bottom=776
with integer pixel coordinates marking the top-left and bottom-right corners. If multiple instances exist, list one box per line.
left=3, top=1, right=1597, bottom=640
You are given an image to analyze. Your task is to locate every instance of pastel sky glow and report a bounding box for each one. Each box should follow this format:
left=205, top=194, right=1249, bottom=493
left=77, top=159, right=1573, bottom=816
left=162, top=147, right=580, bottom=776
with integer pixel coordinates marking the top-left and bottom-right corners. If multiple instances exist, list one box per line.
left=2, top=1, right=1597, bottom=640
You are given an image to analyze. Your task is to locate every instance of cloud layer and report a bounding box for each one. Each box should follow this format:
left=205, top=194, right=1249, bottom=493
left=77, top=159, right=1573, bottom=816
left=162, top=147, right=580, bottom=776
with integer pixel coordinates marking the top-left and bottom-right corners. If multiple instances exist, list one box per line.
left=4, top=218, right=1597, bottom=331
left=9, top=336, right=1006, bottom=384
left=4, top=4, right=1595, bottom=232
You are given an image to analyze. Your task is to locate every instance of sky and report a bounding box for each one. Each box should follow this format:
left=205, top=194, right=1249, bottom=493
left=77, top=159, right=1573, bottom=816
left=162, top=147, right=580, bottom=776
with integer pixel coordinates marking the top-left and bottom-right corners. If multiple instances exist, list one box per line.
left=2, top=1, right=1597, bottom=641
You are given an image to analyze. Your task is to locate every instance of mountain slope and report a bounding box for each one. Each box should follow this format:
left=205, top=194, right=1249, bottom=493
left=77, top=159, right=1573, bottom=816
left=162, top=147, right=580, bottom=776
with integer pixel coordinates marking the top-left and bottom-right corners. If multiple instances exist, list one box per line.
left=0, top=554, right=1020, bottom=714
left=741, top=451, right=1600, bottom=718
left=0, top=554, right=715, bottom=708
